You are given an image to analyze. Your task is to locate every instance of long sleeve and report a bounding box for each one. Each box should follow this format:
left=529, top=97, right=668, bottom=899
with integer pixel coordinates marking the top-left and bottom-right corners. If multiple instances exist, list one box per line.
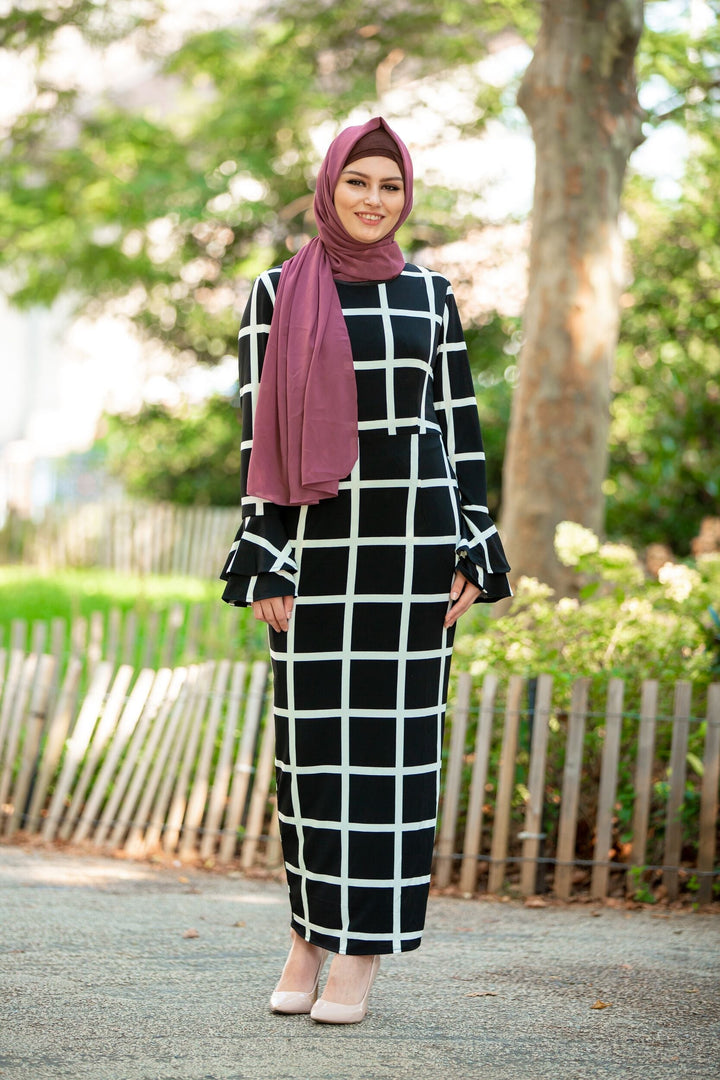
left=433, top=286, right=512, bottom=603
left=220, top=269, right=298, bottom=607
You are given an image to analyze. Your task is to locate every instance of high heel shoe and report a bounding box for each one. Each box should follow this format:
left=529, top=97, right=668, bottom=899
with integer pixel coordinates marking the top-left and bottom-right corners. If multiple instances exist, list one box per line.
left=270, top=947, right=327, bottom=1015
left=310, top=955, right=381, bottom=1025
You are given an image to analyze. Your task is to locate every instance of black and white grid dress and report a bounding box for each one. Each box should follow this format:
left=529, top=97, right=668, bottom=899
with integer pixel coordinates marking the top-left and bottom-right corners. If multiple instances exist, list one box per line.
left=221, top=262, right=511, bottom=955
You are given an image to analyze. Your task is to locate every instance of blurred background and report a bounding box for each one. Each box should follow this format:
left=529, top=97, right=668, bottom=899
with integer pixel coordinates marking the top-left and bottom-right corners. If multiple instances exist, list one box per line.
left=1, top=0, right=719, bottom=896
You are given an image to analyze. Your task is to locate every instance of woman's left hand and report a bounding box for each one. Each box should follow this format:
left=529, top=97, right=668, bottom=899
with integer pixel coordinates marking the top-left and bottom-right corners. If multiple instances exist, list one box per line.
left=444, top=570, right=481, bottom=628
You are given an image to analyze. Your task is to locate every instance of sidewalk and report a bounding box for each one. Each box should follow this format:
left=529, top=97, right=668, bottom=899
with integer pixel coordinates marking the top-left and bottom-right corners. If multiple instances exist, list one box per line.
left=0, top=845, right=718, bottom=1080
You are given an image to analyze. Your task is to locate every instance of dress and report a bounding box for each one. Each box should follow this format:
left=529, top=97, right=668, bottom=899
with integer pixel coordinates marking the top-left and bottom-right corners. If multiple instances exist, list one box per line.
left=221, top=262, right=511, bottom=955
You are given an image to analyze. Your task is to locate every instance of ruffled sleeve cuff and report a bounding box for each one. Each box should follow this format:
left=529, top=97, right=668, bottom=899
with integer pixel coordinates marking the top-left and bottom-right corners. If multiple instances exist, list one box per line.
left=456, top=514, right=512, bottom=604
left=220, top=515, right=297, bottom=608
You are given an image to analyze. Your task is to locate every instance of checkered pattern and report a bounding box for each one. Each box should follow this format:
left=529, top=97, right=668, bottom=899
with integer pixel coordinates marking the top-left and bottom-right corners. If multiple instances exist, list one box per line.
left=221, top=264, right=510, bottom=954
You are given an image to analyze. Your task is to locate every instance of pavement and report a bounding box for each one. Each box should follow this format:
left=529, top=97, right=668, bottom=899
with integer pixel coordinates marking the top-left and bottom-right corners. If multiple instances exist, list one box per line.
left=0, top=845, right=718, bottom=1080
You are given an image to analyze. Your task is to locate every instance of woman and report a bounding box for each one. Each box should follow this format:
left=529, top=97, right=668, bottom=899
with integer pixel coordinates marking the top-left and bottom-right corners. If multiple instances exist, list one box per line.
left=221, top=116, right=511, bottom=1024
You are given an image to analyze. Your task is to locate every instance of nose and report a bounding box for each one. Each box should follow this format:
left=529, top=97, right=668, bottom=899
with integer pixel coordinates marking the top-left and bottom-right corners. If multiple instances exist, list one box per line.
left=364, top=187, right=381, bottom=205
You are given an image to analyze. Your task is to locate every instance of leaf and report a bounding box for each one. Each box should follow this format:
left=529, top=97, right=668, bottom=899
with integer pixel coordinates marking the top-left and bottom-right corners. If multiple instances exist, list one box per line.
left=182, top=928, right=200, bottom=939
left=465, top=991, right=498, bottom=997
left=590, top=1000, right=612, bottom=1010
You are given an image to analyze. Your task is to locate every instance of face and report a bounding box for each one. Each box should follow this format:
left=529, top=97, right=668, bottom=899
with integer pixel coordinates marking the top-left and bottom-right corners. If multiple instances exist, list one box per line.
left=333, top=155, right=405, bottom=243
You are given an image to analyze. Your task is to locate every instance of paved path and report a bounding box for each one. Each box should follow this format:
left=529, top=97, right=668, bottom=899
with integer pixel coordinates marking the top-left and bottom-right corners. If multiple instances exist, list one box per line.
left=0, top=845, right=718, bottom=1080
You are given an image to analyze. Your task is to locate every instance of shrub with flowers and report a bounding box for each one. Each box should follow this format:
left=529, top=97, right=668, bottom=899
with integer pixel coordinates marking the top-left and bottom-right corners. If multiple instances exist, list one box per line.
left=450, top=524, right=720, bottom=895
left=455, top=521, right=720, bottom=699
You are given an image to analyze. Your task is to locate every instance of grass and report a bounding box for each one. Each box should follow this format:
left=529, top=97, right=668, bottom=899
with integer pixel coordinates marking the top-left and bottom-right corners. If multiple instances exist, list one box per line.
left=0, top=565, right=267, bottom=664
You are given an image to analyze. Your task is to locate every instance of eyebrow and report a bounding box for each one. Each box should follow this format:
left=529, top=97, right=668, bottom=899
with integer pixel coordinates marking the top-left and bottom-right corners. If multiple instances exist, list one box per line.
left=341, top=168, right=404, bottom=182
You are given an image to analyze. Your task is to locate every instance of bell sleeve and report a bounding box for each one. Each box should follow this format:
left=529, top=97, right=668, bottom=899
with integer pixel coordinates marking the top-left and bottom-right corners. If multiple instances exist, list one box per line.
left=433, top=284, right=512, bottom=604
left=220, top=270, right=298, bottom=607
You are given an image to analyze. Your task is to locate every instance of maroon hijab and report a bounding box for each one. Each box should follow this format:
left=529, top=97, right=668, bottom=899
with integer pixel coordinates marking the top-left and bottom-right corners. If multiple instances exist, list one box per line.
left=246, top=116, right=414, bottom=506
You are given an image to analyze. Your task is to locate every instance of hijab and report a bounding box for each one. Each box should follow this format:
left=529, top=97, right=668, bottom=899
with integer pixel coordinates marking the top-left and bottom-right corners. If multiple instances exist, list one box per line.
left=245, top=116, right=414, bottom=507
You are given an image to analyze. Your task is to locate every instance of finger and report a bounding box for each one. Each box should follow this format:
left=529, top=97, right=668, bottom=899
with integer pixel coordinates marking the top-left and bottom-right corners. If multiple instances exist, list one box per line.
left=444, top=575, right=480, bottom=628
left=252, top=598, right=284, bottom=632
left=283, top=595, right=295, bottom=623
left=449, top=570, right=464, bottom=601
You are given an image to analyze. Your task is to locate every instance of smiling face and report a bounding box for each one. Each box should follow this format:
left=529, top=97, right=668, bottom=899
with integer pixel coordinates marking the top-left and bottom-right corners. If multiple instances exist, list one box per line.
left=333, top=155, right=405, bottom=243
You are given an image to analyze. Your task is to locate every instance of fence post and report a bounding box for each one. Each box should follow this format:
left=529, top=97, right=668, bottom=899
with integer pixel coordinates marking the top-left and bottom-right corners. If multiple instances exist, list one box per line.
left=663, top=681, right=692, bottom=901
left=219, top=660, right=268, bottom=863
left=458, top=672, right=499, bottom=895
left=200, top=660, right=247, bottom=861
left=519, top=673, right=554, bottom=896
left=591, top=677, right=624, bottom=899
left=435, top=671, right=472, bottom=889
left=698, top=683, right=720, bottom=906
left=554, top=678, right=590, bottom=900
left=488, top=675, right=524, bottom=894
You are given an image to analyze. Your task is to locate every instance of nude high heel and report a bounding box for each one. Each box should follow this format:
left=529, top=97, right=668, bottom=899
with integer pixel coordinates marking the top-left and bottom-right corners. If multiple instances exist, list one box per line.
left=310, top=955, right=381, bottom=1025
left=270, top=948, right=327, bottom=1015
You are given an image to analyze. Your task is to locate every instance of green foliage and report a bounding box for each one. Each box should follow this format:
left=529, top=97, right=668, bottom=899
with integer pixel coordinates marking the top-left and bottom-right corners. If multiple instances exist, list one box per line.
left=455, top=522, right=720, bottom=698
left=0, top=0, right=535, bottom=364
left=608, top=146, right=720, bottom=553
left=98, top=394, right=242, bottom=505
left=605, top=5, right=720, bottom=553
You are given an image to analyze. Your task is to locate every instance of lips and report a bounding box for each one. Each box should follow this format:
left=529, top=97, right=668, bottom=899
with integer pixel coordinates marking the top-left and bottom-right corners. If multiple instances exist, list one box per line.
left=356, top=213, right=384, bottom=224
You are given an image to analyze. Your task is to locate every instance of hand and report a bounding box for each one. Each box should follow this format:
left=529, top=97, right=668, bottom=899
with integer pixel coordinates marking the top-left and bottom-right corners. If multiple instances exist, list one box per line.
left=252, top=594, right=295, bottom=633
left=444, top=570, right=481, bottom=628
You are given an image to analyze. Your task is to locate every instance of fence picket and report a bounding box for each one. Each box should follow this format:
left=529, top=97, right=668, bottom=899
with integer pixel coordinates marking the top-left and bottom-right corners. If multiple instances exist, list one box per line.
left=132, top=666, right=199, bottom=856
left=519, top=674, right=554, bottom=896
left=42, top=662, right=115, bottom=841
left=488, top=675, right=524, bottom=894
left=459, top=673, right=499, bottom=895
left=627, top=680, right=659, bottom=895
left=201, top=661, right=247, bottom=861
left=4, top=655, right=56, bottom=837
left=92, top=668, right=175, bottom=848
left=24, top=657, right=83, bottom=833
left=71, top=669, right=156, bottom=844
left=0, top=650, right=24, bottom=765
left=111, top=667, right=187, bottom=851
left=30, top=620, right=47, bottom=656
left=664, top=681, right=692, bottom=900
left=698, top=683, right=720, bottom=905
left=164, top=663, right=215, bottom=854
left=554, top=678, right=590, bottom=899
left=435, top=672, right=472, bottom=888
left=179, top=660, right=231, bottom=859
left=591, top=678, right=624, bottom=899
left=121, top=611, right=137, bottom=666
left=266, top=801, right=282, bottom=869
left=58, top=665, right=135, bottom=841
left=0, top=654, right=39, bottom=813
left=88, top=611, right=104, bottom=675
left=240, top=699, right=276, bottom=870
left=70, top=616, right=87, bottom=660
left=219, top=660, right=268, bottom=863
left=106, top=608, right=121, bottom=667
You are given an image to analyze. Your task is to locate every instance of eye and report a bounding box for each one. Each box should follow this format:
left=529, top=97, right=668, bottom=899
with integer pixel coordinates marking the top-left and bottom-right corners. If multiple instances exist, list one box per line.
left=347, top=178, right=364, bottom=186
left=383, top=184, right=401, bottom=192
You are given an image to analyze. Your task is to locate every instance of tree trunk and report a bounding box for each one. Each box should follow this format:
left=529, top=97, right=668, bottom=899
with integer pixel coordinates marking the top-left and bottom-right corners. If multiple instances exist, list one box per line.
left=501, top=0, right=644, bottom=594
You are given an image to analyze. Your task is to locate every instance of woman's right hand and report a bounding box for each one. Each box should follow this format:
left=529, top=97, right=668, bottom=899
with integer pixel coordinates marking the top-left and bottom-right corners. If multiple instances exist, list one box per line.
left=252, top=595, right=294, bottom=633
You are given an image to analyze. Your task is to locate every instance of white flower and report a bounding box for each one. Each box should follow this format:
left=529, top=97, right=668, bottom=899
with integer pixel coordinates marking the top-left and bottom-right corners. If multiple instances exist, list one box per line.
left=554, top=521, right=600, bottom=566
left=657, top=562, right=701, bottom=603
left=556, top=597, right=579, bottom=614
left=515, top=576, right=555, bottom=600
left=598, top=542, right=639, bottom=568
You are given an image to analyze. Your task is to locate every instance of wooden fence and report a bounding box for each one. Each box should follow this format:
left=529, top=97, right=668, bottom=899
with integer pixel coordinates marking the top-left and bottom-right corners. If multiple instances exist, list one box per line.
left=13, top=500, right=240, bottom=578
left=1, top=635, right=718, bottom=902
